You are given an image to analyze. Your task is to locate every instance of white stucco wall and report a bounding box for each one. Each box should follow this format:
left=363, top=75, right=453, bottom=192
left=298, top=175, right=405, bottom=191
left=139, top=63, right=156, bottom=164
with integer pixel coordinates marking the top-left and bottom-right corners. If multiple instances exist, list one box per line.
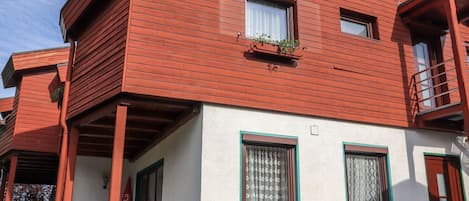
left=200, top=103, right=469, bottom=201
left=127, top=114, right=203, bottom=201
left=72, top=156, right=113, bottom=201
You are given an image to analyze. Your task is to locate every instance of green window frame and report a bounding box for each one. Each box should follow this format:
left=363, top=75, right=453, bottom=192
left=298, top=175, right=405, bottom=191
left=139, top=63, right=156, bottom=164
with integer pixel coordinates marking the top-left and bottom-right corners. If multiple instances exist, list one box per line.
left=136, top=159, right=164, bottom=201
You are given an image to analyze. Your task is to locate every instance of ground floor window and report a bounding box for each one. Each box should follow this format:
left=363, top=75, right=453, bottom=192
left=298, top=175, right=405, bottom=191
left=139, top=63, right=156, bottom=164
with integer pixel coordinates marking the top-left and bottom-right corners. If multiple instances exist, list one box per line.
left=344, top=144, right=390, bottom=201
left=242, top=133, right=297, bottom=201
left=136, top=160, right=164, bottom=201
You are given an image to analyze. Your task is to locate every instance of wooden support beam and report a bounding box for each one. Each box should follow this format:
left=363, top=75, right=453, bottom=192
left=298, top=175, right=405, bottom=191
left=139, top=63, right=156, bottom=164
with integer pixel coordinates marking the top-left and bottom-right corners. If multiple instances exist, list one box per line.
left=63, top=127, right=79, bottom=201
left=0, top=168, right=7, bottom=201
left=5, top=156, right=17, bottom=201
left=55, top=128, right=68, bottom=201
left=108, top=104, right=128, bottom=201
left=445, top=0, right=469, bottom=139
left=82, top=123, right=160, bottom=134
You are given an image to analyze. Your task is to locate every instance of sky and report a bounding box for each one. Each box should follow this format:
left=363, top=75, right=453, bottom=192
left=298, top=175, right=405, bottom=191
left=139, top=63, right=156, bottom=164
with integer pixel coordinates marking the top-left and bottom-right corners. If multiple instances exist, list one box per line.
left=0, top=0, right=67, bottom=98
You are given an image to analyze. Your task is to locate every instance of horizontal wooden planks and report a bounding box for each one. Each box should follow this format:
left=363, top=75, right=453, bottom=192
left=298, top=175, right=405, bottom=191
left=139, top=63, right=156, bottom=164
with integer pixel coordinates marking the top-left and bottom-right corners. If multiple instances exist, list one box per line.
left=0, top=86, right=19, bottom=157
left=123, top=0, right=422, bottom=127
left=10, top=47, right=69, bottom=71
left=0, top=98, right=13, bottom=113
left=12, top=70, right=61, bottom=154
left=60, top=0, right=93, bottom=32
left=67, top=0, right=129, bottom=118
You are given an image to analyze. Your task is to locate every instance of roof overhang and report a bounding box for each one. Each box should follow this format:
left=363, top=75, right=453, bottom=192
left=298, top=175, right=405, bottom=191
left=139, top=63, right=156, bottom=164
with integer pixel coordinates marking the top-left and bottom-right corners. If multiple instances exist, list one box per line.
left=398, top=0, right=469, bottom=32
left=1, top=47, right=70, bottom=88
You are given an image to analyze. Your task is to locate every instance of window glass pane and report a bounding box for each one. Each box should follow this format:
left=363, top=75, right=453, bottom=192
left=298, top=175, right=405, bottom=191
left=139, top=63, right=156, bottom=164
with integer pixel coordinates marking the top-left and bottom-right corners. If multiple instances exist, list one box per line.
left=156, top=166, right=163, bottom=201
left=436, top=173, right=447, bottom=197
left=346, top=154, right=383, bottom=201
left=246, top=0, right=288, bottom=41
left=245, top=145, right=289, bottom=201
left=341, top=19, right=369, bottom=37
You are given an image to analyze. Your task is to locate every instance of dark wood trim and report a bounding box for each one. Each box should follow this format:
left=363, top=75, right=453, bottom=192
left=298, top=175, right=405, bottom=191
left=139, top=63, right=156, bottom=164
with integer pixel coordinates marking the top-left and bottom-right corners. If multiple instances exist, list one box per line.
left=242, top=134, right=297, bottom=145
left=344, top=144, right=388, bottom=154
left=340, top=8, right=379, bottom=40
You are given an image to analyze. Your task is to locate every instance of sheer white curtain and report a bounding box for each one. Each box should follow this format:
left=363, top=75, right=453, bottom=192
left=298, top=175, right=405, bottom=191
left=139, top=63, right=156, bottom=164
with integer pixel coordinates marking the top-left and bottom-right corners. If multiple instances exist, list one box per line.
left=346, top=154, right=383, bottom=201
left=245, top=145, right=288, bottom=201
left=246, top=0, right=288, bottom=41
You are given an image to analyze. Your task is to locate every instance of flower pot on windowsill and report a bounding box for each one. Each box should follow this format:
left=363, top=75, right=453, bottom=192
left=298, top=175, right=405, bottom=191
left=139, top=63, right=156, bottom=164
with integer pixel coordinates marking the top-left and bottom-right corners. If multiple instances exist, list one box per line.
left=249, top=42, right=302, bottom=60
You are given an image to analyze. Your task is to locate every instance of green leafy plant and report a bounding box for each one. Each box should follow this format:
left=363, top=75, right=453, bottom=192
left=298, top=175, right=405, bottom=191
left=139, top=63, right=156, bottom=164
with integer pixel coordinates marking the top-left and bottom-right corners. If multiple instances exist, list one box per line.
left=253, top=33, right=273, bottom=45
left=278, top=39, right=300, bottom=54
left=253, top=34, right=300, bottom=54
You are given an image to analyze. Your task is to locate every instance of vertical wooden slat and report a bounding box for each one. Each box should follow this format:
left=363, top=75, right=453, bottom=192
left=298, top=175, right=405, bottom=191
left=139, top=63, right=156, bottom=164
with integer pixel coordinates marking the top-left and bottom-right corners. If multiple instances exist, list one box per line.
left=444, top=0, right=469, bottom=138
left=5, top=156, right=17, bottom=201
left=56, top=40, right=76, bottom=201
left=63, top=127, right=79, bottom=201
left=0, top=168, right=7, bottom=201
left=108, top=104, right=128, bottom=201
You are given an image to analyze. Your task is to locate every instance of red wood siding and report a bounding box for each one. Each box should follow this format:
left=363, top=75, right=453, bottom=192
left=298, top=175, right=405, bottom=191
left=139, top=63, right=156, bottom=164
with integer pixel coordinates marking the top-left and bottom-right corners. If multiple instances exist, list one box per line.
left=12, top=69, right=61, bottom=154
left=60, top=0, right=93, bottom=32
left=0, top=89, right=18, bottom=156
left=0, top=98, right=13, bottom=113
left=2, top=47, right=69, bottom=87
left=122, top=0, right=422, bottom=127
left=67, top=0, right=129, bottom=118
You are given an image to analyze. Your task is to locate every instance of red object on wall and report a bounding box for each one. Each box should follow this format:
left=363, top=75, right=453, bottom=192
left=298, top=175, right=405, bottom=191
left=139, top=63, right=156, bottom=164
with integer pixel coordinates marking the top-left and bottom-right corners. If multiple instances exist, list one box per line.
left=122, top=177, right=132, bottom=201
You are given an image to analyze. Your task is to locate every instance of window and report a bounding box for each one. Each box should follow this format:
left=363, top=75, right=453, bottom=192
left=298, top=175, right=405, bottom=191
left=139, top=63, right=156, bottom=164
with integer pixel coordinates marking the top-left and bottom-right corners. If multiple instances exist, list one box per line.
left=242, top=134, right=297, bottom=201
left=344, top=144, right=390, bottom=201
left=136, top=160, right=164, bottom=201
left=246, top=0, right=296, bottom=41
left=340, top=8, right=379, bottom=40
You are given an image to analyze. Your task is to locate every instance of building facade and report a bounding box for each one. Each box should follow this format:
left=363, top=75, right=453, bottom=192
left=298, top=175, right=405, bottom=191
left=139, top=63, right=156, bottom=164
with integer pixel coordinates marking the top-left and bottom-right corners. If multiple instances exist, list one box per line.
left=1, top=0, right=469, bottom=201
left=0, top=47, right=70, bottom=200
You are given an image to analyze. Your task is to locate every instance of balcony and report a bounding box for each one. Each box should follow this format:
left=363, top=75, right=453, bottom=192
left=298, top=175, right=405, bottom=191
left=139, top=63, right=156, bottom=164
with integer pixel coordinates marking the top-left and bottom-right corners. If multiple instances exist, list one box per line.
left=410, top=58, right=465, bottom=131
left=399, top=0, right=469, bottom=133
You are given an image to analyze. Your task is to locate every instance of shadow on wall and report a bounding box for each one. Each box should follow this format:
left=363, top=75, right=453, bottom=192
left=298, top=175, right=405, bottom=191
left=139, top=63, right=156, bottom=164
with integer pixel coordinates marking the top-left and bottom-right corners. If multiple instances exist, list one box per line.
left=390, top=12, right=416, bottom=127
left=392, top=129, right=469, bottom=201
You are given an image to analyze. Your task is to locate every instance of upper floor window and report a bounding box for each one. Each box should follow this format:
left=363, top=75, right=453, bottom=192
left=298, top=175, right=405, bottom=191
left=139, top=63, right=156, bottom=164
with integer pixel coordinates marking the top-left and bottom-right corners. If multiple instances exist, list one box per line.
left=242, top=134, right=298, bottom=201
left=344, top=144, right=390, bottom=201
left=246, top=0, right=296, bottom=41
left=340, top=8, right=379, bottom=40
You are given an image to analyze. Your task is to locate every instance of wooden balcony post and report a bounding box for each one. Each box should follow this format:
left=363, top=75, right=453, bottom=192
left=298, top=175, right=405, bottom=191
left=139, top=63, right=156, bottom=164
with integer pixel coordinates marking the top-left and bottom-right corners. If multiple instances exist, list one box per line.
left=0, top=167, right=8, bottom=201
left=108, top=104, right=128, bottom=201
left=55, top=128, right=69, bottom=201
left=444, top=0, right=469, bottom=138
left=5, top=156, right=17, bottom=201
left=63, top=127, right=79, bottom=201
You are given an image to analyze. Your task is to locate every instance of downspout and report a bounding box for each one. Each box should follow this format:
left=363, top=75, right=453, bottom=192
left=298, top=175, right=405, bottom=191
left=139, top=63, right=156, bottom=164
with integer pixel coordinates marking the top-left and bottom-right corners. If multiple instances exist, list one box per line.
left=55, top=39, right=76, bottom=201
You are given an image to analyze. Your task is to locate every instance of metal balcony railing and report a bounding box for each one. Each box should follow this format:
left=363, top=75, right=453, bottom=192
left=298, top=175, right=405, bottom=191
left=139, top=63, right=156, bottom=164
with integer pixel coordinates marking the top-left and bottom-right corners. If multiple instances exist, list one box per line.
left=411, top=58, right=462, bottom=113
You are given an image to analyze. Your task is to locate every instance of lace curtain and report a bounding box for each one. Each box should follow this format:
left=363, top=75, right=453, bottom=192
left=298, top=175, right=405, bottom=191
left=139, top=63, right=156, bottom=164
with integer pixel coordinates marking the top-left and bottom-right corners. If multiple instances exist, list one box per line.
left=346, top=154, right=383, bottom=201
left=245, top=145, right=288, bottom=201
left=246, top=0, right=288, bottom=41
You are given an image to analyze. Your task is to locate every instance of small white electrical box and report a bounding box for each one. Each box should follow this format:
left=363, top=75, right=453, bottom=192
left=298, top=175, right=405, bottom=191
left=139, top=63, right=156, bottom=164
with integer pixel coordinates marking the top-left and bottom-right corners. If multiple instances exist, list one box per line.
left=310, top=125, right=319, bottom=136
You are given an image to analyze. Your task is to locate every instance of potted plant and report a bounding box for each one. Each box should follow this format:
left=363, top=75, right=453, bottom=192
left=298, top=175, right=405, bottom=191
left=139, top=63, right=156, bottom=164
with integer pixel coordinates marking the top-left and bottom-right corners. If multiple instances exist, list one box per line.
left=249, top=34, right=302, bottom=60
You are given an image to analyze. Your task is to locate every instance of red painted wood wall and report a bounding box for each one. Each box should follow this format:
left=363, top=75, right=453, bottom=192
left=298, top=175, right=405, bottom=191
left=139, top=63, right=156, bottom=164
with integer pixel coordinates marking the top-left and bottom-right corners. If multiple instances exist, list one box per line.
left=0, top=48, right=68, bottom=156
left=63, top=0, right=469, bottom=128
left=67, top=0, right=129, bottom=118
